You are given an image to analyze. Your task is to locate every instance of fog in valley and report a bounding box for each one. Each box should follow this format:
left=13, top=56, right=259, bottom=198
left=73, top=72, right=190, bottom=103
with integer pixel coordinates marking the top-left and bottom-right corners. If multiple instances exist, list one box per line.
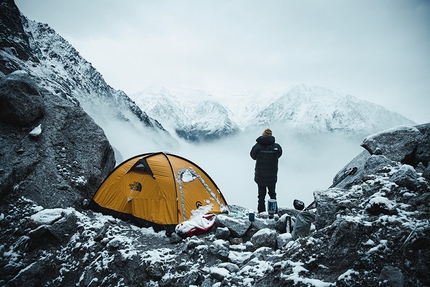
left=105, top=121, right=364, bottom=211
left=177, top=128, right=363, bottom=211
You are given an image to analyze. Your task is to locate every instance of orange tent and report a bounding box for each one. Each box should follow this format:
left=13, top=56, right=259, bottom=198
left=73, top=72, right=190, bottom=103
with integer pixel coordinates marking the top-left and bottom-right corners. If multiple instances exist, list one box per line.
left=89, top=152, right=228, bottom=233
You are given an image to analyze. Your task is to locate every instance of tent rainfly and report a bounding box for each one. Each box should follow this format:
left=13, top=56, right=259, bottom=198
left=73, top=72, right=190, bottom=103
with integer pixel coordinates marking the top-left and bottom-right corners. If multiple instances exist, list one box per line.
left=89, top=152, right=228, bottom=233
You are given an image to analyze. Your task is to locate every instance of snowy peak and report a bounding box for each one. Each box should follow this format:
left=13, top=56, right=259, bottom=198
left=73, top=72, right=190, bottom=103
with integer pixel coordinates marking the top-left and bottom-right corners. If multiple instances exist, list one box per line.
left=132, top=86, right=240, bottom=142
left=249, top=84, right=415, bottom=135
left=132, top=85, right=184, bottom=125
left=255, top=84, right=351, bottom=124
left=131, top=84, right=415, bottom=141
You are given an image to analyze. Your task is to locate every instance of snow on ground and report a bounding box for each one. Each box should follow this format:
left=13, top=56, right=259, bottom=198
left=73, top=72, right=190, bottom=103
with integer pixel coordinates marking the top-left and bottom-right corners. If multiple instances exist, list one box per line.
left=0, top=159, right=429, bottom=286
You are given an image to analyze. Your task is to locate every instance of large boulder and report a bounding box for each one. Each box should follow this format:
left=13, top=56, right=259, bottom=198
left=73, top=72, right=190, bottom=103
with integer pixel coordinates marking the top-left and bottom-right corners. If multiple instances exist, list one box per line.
left=331, top=152, right=395, bottom=191
left=361, top=125, right=427, bottom=167
left=314, top=188, right=352, bottom=229
left=0, top=71, right=43, bottom=127
left=0, top=71, right=115, bottom=209
left=333, top=124, right=430, bottom=191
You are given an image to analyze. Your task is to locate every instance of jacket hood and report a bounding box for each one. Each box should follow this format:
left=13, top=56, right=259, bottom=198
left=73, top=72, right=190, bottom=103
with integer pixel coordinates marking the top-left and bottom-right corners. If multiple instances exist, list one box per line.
left=256, top=135, right=275, bottom=145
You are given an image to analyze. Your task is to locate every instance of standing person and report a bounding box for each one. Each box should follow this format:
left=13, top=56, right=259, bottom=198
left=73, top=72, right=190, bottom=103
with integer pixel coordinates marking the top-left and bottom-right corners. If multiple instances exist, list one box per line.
left=250, top=128, right=282, bottom=214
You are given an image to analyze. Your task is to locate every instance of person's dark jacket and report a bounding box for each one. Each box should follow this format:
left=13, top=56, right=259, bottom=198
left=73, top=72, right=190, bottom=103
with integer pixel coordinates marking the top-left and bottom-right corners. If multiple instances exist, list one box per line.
left=250, top=135, right=282, bottom=186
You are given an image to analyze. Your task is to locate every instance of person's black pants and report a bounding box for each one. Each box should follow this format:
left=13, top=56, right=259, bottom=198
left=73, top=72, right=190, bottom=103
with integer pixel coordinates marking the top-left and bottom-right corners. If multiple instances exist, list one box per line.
left=257, top=184, right=276, bottom=213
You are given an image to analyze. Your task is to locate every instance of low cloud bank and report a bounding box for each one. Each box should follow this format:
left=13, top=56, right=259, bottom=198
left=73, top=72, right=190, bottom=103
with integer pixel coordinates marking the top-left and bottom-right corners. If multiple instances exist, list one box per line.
left=195, top=130, right=362, bottom=210
left=111, top=126, right=364, bottom=211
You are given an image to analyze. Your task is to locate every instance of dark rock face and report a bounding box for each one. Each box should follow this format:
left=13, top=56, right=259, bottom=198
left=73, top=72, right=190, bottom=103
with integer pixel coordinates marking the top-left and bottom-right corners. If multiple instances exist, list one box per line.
left=0, top=71, right=115, bottom=209
left=415, top=123, right=430, bottom=167
left=389, top=164, right=420, bottom=189
left=423, top=164, right=430, bottom=182
left=379, top=265, right=404, bottom=287
left=0, top=0, right=33, bottom=68
left=0, top=71, right=44, bottom=126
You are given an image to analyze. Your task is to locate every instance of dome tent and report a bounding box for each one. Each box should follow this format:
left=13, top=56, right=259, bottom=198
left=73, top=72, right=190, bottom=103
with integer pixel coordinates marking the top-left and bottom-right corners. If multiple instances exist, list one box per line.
left=89, top=152, right=228, bottom=234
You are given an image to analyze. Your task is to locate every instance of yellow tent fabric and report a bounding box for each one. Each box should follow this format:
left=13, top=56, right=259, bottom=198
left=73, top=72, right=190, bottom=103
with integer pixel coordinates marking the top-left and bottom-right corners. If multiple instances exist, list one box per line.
left=89, top=152, right=228, bottom=233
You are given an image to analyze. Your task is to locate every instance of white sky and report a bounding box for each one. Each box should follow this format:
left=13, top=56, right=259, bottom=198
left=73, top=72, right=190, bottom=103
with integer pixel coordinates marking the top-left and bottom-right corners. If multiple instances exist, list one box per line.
left=15, top=0, right=430, bottom=124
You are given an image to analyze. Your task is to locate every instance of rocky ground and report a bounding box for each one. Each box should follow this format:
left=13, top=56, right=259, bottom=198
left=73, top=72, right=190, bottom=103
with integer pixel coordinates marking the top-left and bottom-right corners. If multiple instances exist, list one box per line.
left=1, top=127, right=430, bottom=286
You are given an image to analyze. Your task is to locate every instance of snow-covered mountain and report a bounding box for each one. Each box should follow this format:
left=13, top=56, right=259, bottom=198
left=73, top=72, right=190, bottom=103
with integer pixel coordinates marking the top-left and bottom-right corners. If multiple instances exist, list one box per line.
left=0, top=3, right=175, bottom=160
left=132, top=86, right=240, bottom=142
left=131, top=84, right=415, bottom=141
left=250, top=84, right=416, bottom=135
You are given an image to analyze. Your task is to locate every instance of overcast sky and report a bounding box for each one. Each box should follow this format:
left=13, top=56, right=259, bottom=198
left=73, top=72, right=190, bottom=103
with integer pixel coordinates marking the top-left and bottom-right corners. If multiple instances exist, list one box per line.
left=15, top=0, right=430, bottom=124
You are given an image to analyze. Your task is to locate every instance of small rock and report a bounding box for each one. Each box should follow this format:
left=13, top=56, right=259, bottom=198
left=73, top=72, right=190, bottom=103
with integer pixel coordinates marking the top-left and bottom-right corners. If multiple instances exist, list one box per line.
left=169, top=232, right=183, bottom=244
left=389, top=164, right=419, bottom=189
left=218, top=262, right=240, bottom=273
left=277, top=233, right=293, bottom=248
left=250, top=228, right=277, bottom=249
left=29, top=124, right=42, bottom=137
left=380, top=265, right=404, bottom=287
left=365, top=196, right=397, bottom=216
left=216, top=214, right=251, bottom=237
left=210, top=267, right=229, bottom=281
left=108, top=238, right=121, bottom=248
left=215, top=226, right=230, bottom=239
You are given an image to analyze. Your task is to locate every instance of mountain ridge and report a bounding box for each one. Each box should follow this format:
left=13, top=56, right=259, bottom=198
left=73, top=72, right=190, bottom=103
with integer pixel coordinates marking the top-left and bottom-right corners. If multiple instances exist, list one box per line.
left=131, top=84, right=416, bottom=142
left=0, top=2, right=176, bottom=160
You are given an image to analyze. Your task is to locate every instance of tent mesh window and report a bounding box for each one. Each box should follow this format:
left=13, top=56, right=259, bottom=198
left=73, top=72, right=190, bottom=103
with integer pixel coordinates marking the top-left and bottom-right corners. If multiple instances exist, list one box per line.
left=128, top=158, right=155, bottom=178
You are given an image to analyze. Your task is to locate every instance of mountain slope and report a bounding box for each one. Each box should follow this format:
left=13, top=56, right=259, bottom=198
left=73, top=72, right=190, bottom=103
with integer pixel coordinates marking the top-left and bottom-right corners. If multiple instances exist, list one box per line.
left=0, top=1, right=175, bottom=160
